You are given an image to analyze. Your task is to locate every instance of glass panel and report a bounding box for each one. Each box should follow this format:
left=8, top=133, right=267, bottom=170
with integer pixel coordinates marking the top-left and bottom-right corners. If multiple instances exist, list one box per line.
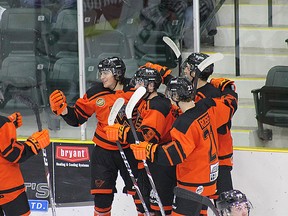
left=199, top=0, right=288, bottom=148
left=1, top=0, right=287, bottom=149
left=0, top=1, right=78, bottom=138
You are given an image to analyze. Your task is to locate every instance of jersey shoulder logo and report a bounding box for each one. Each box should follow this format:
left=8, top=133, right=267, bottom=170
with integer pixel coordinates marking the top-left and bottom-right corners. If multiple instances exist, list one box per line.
left=96, top=98, right=105, bottom=107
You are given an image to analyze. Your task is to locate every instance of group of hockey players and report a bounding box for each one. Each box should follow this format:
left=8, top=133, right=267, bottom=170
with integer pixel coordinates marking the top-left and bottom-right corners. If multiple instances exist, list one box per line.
left=0, top=53, right=253, bottom=216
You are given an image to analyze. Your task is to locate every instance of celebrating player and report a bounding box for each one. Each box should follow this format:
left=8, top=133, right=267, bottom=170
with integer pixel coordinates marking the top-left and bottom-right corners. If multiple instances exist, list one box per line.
left=49, top=56, right=139, bottom=216
left=0, top=112, right=50, bottom=216
left=104, top=66, right=177, bottom=215
left=182, top=53, right=238, bottom=203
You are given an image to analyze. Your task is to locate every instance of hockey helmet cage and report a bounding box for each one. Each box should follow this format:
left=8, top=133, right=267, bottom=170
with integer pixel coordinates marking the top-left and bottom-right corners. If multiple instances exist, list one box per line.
left=182, top=53, right=214, bottom=80
left=98, top=57, right=126, bottom=80
left=216, top=189, right=252, bottom=216
left=165, top=77, right=194, bottom=102
left=130, top=66, right=162, bottom=90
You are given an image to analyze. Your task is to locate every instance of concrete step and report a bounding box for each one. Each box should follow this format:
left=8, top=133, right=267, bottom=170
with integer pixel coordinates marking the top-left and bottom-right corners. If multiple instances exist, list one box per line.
left=218, top=3, right=288, bottom=26
left=214, top=49, right=288, bottom=76
left=231, top=128, right=251, bottom=147
left=183, top=48, right=288, bottom=76
left=182, top=51, right=268, bottom=93
left=232, top=126, right=288, bottom=148
left=232, top=98, right=257, bottom=127
left=215, top=25, right=288, bottom=49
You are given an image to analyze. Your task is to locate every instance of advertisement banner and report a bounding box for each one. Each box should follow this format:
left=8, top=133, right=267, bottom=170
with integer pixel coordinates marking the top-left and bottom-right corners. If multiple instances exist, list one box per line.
left=21, top=142, right=94, bottom=204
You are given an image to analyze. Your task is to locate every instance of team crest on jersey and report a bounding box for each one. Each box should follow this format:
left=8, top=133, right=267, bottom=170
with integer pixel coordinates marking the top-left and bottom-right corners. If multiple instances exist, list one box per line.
left=95, top=179, right=105, bottom=188
left=96, top=98, right=105, bottom=107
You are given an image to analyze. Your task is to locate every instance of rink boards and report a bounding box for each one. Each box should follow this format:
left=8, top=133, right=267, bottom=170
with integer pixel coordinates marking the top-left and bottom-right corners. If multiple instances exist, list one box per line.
left=21, top=141, right=94, bottom=205
left=20, top=141, right=288, bottom=215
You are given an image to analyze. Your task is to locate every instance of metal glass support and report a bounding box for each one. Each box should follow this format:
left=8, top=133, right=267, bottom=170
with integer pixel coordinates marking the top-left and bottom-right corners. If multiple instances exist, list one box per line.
left=268, top=0, right=273, bottom=27
left=77, top=1, right=87, bottom=140
left=193, top=0, right=201, bottom=52
left=234, top=0, right=240, bottom=76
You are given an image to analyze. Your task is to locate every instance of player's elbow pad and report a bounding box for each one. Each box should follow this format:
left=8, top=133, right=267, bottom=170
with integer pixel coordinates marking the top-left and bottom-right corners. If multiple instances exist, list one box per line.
left=155, top=141, right=186, bottom=166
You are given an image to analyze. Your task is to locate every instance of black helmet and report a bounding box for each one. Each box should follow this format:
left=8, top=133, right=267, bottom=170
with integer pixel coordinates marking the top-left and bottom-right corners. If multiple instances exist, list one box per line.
left=182, top=53, right=214, bottom=80
left=165, top=77, right=194, bottom=102
left=98, top=57, right=126, bottom=81
left=130, top=66, right=162, bottom=91
left=217, top=190, right=252, bottom=216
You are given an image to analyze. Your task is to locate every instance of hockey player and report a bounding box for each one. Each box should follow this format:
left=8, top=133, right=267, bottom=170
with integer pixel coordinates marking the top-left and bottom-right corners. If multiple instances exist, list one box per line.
left=130, top=77, right=238, bottom=216
left=49, top=56, right=140, bottom=216
left=104, top=66, right=177, bottom=215
left=182, top=53, right=237, bottom=202
left=181, top=53, right=222, bottom=100
left=0, top=112, right=50, bottom=216
left=216, top=189, right=252, bottom=216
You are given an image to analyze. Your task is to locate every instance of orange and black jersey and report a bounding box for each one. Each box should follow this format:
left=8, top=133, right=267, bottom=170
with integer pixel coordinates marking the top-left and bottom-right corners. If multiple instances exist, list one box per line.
left=195, top=83, right=221, bottom=102
left=62, top=78, right=136, bottom=151
left=125, top=93, right=175, bottom=145
left=152, top=96, right=236, bottom=196
left=196, top=82, right=238, bottom=167
left=0, top=115, right=35, bottom=205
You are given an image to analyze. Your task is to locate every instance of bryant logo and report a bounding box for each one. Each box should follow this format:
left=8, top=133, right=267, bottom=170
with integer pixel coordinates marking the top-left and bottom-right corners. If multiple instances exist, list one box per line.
left=56, top=146, right=89, bottom=162
left=96, top=98, right=105, bottom=107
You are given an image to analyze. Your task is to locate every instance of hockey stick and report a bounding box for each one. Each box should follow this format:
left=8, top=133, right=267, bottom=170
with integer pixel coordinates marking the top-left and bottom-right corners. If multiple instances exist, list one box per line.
left=192, top=52, right=224, bottom=99
left=125, top=87, right=166, bottom=216
left=197, top=52, right=224, bottom=73
left=108, top=98, right=151, bottom=216
left=174, top=187, right=220, bottom=216
left=12, top=94, right=57, bottom=216
left=163, top=36, right=182, bottom=76
left=163, top=35, right=224, bottom=78
left=162, top=36, right=181, bottom=59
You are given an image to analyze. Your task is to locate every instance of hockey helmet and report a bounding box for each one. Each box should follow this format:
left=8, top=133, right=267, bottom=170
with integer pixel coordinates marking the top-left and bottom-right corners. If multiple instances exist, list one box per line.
left=217, top=190, right=252, bottom=216
left=98, top=57, right=126, bottom=81
left=130, top=66, right=162, bottom=91
left=182, top=53, right=214, bottom=80
left=165, top=77, right=194, bottom=102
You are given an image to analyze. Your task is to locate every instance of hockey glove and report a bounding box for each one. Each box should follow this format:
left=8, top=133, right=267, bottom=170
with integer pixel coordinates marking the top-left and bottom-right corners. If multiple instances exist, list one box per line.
left=104, top=123, right=121, bottom=142
left=130, top=141, right=158, bottom=162
left=49, top=90, right=67, bottom=116
left=25, top=129, right=50, bottom=155
left=8, top=112, right=22, bottom=128
left=142, top=62, right=172, bottom=83
left=210, top=78, right=236, bottom=92
left=104, top=123, right=130, bottom=143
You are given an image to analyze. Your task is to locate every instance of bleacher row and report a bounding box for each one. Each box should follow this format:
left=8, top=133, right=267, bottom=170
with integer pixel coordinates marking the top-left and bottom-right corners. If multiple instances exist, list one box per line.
left=0, top=5, right=183, bottom=108
left=0, top=8, right=77, bottom=108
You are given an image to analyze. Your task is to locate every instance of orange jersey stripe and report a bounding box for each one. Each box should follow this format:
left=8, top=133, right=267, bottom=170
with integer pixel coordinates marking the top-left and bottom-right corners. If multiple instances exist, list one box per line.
left=90, top=188, right=113, bottom=195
